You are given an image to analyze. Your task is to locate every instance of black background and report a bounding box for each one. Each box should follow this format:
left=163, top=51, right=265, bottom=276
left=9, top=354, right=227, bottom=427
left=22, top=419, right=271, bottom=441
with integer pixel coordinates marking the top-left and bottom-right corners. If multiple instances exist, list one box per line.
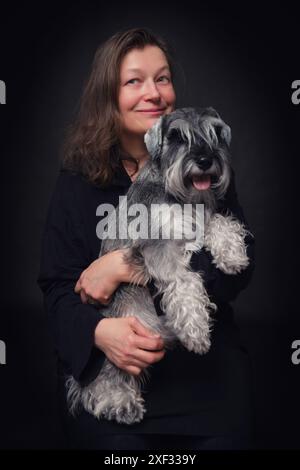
left=0, top=1, right=299, bottom=450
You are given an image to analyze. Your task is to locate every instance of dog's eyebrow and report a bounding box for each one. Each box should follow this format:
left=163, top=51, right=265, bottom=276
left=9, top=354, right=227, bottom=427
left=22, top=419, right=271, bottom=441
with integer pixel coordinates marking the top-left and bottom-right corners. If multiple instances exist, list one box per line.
left=125, top=65, right=170, bottom=74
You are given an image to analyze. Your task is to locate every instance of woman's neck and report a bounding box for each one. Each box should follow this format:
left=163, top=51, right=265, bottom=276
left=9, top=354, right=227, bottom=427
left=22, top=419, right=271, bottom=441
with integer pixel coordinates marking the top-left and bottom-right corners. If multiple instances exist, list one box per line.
left=120, top=134, right=150, bottom=181
left=122, top=158, right=148, bottom=182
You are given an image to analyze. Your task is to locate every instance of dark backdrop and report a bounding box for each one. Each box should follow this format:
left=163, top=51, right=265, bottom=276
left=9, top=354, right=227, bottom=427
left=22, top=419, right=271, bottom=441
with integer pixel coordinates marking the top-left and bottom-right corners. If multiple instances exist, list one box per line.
left=0, top=2, right=299, bottom=449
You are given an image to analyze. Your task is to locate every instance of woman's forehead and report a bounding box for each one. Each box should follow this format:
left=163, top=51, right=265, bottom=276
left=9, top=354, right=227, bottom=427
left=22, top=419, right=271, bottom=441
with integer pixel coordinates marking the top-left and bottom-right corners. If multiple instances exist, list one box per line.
left=120, top=46, right=169, bottom=74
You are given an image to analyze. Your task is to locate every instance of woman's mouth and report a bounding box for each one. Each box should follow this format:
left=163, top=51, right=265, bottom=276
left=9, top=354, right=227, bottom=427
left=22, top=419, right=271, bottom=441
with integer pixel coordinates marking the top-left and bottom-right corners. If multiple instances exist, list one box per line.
left=137, top=108, right=166, bottom=116
left=192, top=174, right=211, bottom=190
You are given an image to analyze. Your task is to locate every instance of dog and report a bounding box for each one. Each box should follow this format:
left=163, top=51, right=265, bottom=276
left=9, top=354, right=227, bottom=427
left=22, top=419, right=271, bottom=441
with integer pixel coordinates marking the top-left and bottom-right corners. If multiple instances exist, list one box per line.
left=66, top=107, right=251, bottom=424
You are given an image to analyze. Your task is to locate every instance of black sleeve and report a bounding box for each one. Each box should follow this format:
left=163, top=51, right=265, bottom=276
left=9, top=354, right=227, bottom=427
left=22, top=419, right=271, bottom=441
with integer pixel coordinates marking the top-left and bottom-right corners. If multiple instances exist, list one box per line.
left=37, top=171, right=106, bottom=386
left=190, top=168, right=255, bottom=304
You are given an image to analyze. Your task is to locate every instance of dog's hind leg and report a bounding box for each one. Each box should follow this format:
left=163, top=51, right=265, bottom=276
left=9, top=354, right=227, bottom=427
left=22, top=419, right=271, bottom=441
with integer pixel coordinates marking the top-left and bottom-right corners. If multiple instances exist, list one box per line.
left=85, top=360, right=146, bottom=424
left=66, top=289, right=149, bottom=425
left=66, top=359, right=146, bottom=425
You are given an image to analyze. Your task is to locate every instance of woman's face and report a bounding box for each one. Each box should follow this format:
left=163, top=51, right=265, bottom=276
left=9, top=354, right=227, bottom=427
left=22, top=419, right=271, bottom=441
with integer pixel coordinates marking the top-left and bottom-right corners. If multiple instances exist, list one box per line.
left=118, top=45, right=176, bottom=137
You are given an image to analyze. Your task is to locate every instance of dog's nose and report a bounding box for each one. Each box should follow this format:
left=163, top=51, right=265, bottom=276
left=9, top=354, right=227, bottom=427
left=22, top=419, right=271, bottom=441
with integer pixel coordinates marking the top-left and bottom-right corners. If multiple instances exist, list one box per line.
left=197, top=156, right=212, bottom=171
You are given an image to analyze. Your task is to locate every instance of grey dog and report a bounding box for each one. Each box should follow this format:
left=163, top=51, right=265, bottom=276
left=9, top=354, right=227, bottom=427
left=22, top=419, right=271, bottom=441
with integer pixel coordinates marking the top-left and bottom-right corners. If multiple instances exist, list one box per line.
left=66, top=107, right=251, bottom=424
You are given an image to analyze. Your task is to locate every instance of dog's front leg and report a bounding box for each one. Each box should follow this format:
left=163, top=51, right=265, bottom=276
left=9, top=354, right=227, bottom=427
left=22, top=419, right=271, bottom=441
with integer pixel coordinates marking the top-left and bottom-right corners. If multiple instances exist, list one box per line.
left=141, top=242, right=216, bottom=354
left=204, top=213, right=250, bottom=274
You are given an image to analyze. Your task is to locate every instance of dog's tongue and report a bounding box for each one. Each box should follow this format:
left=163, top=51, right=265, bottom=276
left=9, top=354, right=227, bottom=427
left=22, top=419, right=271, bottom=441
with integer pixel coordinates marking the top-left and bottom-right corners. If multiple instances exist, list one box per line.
left=192, top=175, right=211, bottom=190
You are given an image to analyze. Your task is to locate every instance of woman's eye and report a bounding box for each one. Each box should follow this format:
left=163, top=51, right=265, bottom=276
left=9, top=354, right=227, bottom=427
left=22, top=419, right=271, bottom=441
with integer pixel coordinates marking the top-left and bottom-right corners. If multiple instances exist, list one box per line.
left=158, top=76, right=170, bottom=83
left=126, top=76, right=171, bottom=85
left=126, top=78, right=140, bottom=84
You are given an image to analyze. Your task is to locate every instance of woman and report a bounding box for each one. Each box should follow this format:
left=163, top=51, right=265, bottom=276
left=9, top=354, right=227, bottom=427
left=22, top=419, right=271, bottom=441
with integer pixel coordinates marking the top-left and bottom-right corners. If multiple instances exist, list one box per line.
left=37, top=27, right=255, bottom=450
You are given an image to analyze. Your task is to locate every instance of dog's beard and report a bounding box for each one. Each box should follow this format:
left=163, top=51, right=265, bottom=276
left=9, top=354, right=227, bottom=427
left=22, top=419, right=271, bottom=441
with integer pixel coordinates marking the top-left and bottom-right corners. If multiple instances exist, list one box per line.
left=165, top=153, right=227, bottom=208
left=189, top=187, right=217, bottom=210
left=166, top=172, right=218, bottom=216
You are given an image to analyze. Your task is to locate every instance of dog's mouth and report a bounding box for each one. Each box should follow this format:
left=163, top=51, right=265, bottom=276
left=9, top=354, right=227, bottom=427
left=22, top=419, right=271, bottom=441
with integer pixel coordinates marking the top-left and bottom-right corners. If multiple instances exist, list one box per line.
left=191, top=174, right=211, bottom=191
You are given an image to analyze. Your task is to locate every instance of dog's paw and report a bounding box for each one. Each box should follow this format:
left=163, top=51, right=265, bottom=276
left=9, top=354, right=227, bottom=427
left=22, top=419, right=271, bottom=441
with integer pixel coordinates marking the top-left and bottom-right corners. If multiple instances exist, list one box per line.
left=218, top=257, right=249, bottom=275
left=168, top=311, right=212, bottom=354
left=204, top=213, right=250, bottom=274
left=103, top=396, right=146, bottom=425
left=163, top=293, right=214, bottom=356
left=180, top=329, right=211, bottom=355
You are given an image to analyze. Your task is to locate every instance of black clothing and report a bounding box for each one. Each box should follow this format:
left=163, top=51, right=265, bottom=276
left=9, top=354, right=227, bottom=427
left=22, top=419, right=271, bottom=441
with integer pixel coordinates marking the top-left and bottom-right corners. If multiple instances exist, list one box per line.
left=37, top=164, right=255, bottom=440
left=63, top=431, right=254, bottom=450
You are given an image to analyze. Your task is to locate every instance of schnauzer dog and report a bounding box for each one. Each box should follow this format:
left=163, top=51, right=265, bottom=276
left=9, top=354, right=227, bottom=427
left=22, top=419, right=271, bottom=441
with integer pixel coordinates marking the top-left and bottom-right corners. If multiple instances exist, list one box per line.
left=66, top=107, right=251, bottom=424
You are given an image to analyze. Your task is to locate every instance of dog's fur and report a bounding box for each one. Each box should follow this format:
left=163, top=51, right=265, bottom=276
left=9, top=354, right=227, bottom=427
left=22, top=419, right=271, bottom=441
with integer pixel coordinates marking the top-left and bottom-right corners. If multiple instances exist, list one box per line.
left=66, top=107, right=251, bottom=424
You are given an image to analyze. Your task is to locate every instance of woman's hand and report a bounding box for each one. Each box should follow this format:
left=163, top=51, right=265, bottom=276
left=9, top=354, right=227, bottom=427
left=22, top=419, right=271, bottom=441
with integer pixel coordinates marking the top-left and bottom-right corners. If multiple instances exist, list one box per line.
left=94, top=316, right=166, bottom=376
left=74, top=249, right=141, bottom=305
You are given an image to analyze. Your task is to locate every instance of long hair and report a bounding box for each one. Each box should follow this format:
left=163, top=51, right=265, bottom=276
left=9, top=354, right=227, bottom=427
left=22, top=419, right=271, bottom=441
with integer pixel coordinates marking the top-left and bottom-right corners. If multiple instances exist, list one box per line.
left=61, top=27, right=178, bottom=187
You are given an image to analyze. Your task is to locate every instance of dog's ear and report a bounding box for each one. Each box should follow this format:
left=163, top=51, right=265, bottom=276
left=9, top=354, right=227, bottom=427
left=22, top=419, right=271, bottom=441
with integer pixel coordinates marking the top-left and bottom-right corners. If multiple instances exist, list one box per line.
left=199, top=107, right=232, bottom=147
left=215, top=119, right=231, bottom=147
left=200, top=107, right=220, bottom=120
left=144, top=116, right=164, bottom=163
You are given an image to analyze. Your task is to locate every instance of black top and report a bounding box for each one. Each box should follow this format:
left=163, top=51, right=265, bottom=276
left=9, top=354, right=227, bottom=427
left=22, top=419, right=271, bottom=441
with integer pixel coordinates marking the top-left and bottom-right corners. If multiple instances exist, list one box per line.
left=37, top=164, right=255, bottom=437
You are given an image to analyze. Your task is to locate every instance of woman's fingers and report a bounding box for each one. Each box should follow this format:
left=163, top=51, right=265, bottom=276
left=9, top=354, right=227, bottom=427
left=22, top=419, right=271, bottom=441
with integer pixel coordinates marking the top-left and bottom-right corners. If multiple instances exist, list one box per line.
left=80, top=289, right=88, bottom=304
left=133, top=334, right=165, bottom=352
left=125, top=357, right=149, bottom=369
left=125, top=331, right=165, bottom=367
left=126, top=366, right=143, bottom=376
left=74, top=281, right=80, bottom=293
left=129, top=317, right=160, bottom=339
left=122, top=349, right=165, bottom=375
left=75, top=276, right=112, bottom=305
left=132, top=347, right=165, bottom=365
left=93, top=317, right=166, bottom=376
left=74, top=270, right=86, bottom=294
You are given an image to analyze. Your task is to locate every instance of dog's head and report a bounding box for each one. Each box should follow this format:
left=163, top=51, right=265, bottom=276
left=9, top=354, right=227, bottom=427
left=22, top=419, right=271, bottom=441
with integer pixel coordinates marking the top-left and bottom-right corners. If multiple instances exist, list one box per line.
left=144, top=107, right=231, bottom=203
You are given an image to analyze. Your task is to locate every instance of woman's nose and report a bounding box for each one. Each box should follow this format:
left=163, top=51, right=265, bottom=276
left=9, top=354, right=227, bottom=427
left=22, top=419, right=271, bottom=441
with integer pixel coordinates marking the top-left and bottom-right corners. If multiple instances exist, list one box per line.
left=143, top=79, right=160, bottom=99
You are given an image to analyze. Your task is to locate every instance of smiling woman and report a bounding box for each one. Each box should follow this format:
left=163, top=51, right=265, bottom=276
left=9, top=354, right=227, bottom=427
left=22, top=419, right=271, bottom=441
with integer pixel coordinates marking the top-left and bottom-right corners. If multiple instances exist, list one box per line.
left=118, top=47, right=175, bottom=133
left=38, top=27, right=255, bottom=451
left=117, top=45, right=176, bottom=180
left=61, top=29, right=178, bottom=186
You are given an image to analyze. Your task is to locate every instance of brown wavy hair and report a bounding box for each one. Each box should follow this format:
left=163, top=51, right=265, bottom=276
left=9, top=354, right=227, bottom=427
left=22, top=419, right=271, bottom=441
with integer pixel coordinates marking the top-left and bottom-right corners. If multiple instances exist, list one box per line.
left=61, top=27, right=179, bottom=187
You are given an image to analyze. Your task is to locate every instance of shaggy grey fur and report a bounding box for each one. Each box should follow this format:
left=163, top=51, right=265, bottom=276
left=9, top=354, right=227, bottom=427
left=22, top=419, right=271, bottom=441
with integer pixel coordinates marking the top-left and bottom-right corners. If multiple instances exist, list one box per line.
left=66, top=107, right=251, bottom=424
